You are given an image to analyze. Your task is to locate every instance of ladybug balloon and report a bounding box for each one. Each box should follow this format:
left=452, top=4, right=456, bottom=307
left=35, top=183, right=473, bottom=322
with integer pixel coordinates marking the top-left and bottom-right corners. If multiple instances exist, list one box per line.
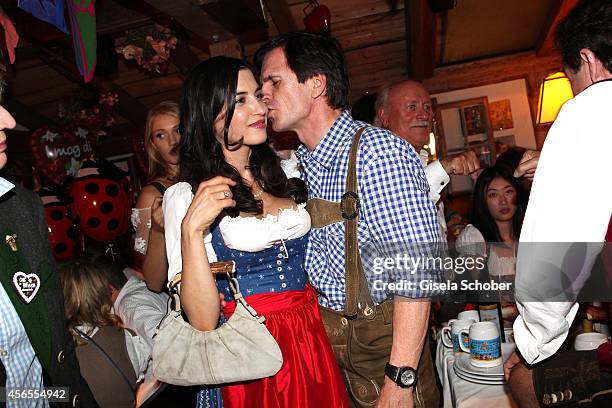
left=39, top=190, right=79, bottom=263
left=69, top=160, right=133, bottom=243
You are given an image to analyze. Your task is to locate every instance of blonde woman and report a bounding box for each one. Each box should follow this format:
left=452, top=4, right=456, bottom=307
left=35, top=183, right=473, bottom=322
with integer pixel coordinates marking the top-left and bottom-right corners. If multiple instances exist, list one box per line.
left=132, top=101, right=180, bottom=291
left=61, top=258, right=138, bottom=407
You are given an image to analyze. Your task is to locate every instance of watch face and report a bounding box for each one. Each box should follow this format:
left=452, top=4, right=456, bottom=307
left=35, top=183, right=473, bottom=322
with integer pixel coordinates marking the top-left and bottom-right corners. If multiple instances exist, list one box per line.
left=400, top=370, right=416, bottom=386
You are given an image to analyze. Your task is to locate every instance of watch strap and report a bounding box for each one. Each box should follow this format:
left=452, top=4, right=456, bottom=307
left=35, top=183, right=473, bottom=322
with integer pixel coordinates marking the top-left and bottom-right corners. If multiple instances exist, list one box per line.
left=385, top=363, right=417, bottom=388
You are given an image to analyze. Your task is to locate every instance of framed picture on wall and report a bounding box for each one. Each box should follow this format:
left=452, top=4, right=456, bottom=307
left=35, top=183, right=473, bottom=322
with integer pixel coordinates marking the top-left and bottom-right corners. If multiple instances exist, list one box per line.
left=489, top=99, right=514, bottom=131
left=431, top=78, right=536, bottom=150
left=434, top=96, right=495, bottom=196
left=461, top=102, right=489, bottom=144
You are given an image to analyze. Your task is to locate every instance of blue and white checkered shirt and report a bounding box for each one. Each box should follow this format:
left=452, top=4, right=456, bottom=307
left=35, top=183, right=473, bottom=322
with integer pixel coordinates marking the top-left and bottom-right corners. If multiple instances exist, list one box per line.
left=0, top=285, right=48, bottom=407
left=297, top=111, right=440, bottom=310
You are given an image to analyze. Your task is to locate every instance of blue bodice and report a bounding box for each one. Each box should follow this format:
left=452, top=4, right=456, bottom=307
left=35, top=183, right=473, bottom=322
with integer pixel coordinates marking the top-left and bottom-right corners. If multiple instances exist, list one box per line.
left=212, top=225, right=309, bottom=301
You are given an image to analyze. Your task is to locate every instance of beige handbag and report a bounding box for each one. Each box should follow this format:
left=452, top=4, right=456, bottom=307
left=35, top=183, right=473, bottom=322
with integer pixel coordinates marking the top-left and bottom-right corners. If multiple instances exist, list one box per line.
left=152, top=261, right=283, bottom=386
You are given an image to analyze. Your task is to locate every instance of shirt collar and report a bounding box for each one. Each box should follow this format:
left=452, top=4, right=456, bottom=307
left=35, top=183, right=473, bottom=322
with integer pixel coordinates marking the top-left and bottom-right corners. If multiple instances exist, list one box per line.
left=296, top=110, right=356, bottom=170
left=419, top=149, right=429, bottom=166
left=0, top=177, right=15, bottom=198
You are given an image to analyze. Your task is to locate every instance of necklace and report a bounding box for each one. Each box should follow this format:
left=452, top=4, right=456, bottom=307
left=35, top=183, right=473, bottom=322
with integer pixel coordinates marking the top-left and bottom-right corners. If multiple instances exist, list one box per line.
left=253, top=188, right=264, bottom=199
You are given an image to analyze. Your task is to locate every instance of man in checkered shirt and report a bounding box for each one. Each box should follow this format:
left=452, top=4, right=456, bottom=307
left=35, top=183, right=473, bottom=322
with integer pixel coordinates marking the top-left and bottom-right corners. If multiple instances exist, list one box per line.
left=256, top=32, right=441, bottom=407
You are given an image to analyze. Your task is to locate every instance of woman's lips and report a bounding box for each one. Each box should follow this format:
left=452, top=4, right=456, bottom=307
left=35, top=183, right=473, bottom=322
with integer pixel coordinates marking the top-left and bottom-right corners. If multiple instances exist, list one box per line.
left=499, top=208, right=511, bottom=214
left=0, top=142, right=6, bottom=153
left=250, top=120, right=266, bottom=128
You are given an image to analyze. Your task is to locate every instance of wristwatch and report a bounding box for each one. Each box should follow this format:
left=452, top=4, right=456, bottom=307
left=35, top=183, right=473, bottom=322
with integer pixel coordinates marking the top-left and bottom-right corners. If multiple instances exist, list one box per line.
left=384, top=363, right=418, bottom=388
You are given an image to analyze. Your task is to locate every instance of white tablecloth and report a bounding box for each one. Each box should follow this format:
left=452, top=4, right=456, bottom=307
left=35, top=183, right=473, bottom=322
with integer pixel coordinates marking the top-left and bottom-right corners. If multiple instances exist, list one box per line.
left=435, top=336, right=518, bottom=408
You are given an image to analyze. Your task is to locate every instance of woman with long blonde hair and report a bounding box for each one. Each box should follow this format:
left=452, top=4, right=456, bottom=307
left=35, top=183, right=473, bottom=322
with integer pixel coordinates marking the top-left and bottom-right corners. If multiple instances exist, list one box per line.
left=132, top=101, right=181, bottom=291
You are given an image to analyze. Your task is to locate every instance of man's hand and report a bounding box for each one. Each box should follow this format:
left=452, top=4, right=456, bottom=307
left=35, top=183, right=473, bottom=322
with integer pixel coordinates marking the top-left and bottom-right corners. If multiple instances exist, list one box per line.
left=376, top=377, right=413, bottom=408
left=503, top=351, right=521, bottom=381
left=513, top=150, right=540, bottom=180
left=440, top=151, right=480, bottom=176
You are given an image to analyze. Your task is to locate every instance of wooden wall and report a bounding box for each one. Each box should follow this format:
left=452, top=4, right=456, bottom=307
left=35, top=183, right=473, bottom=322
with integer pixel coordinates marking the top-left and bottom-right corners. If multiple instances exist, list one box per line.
left=423, top=52, right=564, bottom=149
left=245, top=0, right=408, bottom=101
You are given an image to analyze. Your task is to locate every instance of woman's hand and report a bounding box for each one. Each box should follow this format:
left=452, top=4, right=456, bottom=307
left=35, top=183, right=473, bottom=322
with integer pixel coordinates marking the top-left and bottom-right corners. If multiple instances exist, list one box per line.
left=181, top=176, right=236, bottom=236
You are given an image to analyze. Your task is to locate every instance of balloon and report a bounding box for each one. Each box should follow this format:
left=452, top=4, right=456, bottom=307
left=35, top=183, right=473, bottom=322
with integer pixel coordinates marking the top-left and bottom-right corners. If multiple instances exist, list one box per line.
left=303, top=1, right=331, bottom=34
left=38, top=190, right=79, bottom=263
left=69, top=160, right=133, bottom=243
left=30, top=126, right=96, bottom=186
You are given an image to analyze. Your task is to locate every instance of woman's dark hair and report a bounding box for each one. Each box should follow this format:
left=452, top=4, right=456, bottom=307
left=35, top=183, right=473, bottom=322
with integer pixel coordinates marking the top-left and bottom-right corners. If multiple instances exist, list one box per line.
left=178, top=56, right=307, bottom=217
left=470, top=165, right=526, bottom=242
left=495, top=146, right=526, bottom=175
left=254, top=31, right=350, bottom=110
left=555, top=0, right=612, bottom=73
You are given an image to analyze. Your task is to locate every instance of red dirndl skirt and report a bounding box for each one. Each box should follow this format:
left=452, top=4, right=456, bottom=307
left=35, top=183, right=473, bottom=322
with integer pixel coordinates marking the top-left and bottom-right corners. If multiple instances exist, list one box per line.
left=220, top=285, right=349, bottom=408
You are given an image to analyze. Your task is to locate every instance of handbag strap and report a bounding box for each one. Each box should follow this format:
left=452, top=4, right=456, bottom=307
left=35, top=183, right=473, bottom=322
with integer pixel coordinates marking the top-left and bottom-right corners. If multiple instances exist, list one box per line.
left=167, top=260, right=262, bottom=319
left=227, top=277, right=263, bottom=319
left=75, top=328, right=137, bottom=399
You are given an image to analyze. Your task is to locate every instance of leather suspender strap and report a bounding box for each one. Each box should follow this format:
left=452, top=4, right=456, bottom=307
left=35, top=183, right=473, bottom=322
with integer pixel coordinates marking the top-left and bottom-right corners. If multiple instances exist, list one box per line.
left=343, top=127, right=368, bottom=317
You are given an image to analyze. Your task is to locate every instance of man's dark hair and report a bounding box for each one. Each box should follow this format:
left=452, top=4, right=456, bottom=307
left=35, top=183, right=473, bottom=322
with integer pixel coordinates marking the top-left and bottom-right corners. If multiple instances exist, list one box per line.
left=555, top=0, right=612, bottom=73
left=254, top=31, right=350, bottom=110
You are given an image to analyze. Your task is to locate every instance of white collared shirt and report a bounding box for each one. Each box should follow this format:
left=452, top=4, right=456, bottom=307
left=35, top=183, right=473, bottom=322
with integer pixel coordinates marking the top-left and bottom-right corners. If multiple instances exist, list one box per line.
left=0, top=176, right=15, bottom=198
left=113, top=276, right=169, bottom=382
left=513, top=80, right=612, bottom=364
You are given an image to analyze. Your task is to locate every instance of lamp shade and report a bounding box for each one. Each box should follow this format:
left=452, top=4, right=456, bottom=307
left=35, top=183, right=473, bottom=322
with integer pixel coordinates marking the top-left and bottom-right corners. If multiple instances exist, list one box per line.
left=537, top=72, right=574, bottom=124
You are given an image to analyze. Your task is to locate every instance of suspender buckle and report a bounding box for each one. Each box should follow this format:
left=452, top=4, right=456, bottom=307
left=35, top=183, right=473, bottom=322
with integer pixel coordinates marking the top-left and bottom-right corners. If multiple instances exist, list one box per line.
left=340, top=191, right=359, bottom=220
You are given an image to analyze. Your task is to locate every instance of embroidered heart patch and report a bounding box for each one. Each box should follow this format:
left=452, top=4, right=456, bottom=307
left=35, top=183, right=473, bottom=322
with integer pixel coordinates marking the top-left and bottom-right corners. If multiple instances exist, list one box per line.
left=12, top=271, right=41, bottom=304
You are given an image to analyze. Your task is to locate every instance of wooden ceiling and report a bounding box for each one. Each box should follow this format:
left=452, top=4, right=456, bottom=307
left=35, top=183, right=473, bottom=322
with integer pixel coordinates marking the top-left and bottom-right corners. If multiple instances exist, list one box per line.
left=1, top=0, right=572, bottom=160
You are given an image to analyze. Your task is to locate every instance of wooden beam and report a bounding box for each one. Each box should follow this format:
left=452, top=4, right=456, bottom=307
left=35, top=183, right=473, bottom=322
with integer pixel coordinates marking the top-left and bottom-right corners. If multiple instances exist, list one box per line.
left=423, top=52, right=562, bottom=95
left=536, top=0, right=578, bottom=57
left=96, top=0, right=158, bottom=35
left=141, top=0, right=235, bottom=43
left=31, top=44, right=151, bottom=129
left=209, top=38, right=244, bottom=58
left=169, top=41, right=202, bottom=76
left=264, top=0, right=297, bottom=34
left=405, top=0, right=436, bottom=80
left=201, top=0, right=267, bottom=35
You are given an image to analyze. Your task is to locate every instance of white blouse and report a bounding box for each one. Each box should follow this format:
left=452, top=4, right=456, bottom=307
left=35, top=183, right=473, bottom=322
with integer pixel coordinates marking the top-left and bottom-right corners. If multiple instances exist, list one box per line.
left=163, top=182, right=310, bottom=282
left=456, top=224, right=516, bottom=277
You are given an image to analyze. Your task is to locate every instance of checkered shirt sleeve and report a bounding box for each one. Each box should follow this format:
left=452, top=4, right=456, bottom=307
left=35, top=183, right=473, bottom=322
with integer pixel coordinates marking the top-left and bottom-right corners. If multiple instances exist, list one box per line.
left=300, top=112, right=441, bottom=310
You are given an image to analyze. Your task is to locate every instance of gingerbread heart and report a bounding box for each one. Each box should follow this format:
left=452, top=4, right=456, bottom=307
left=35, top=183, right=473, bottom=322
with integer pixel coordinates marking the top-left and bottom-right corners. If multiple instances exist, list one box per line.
left=12, top=271, right=41, bottom=304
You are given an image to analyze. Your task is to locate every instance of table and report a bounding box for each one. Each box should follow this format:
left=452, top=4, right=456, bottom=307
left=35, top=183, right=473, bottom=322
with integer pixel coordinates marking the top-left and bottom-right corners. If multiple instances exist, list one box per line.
left=435, top=336, right=518, bottom=408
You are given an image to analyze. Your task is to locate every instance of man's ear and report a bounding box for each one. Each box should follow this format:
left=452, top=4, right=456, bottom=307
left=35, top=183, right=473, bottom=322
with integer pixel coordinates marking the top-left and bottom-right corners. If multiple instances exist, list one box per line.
left=377, top=107, right=387, bottom=127
left=309, top=74, right=326, bottom=99
left=580, top=48, right=607, bottom=83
